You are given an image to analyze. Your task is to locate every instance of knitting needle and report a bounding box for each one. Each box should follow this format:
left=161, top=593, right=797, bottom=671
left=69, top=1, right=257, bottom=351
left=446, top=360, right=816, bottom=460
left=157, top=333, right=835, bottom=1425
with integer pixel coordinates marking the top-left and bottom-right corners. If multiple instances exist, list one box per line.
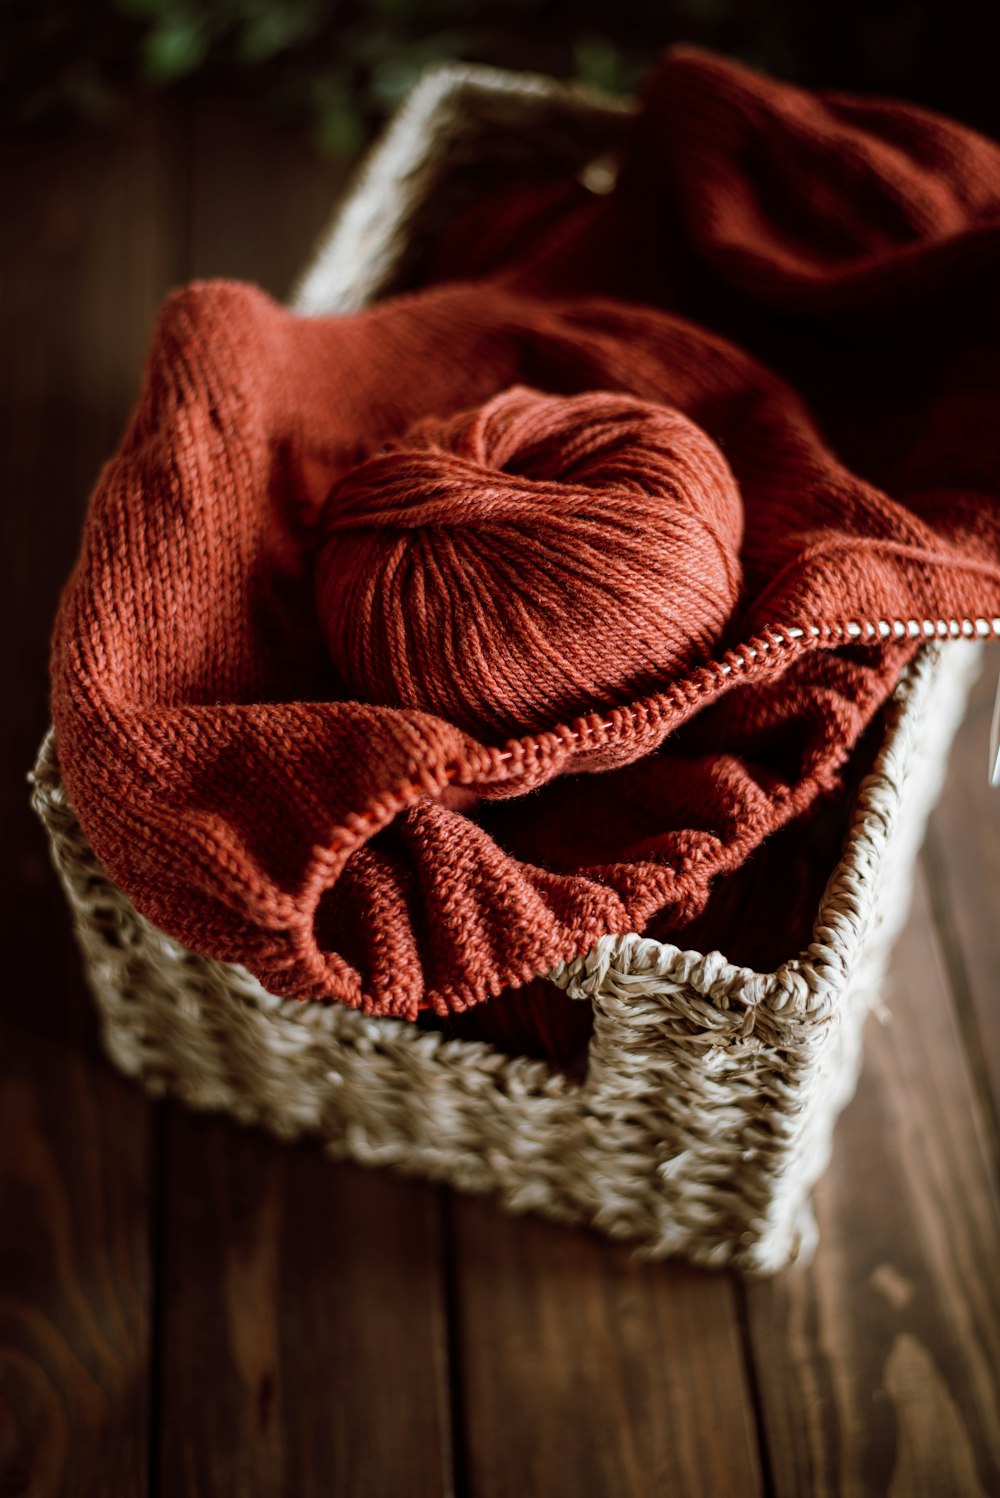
left=990, top=669, right=1000, bottom=788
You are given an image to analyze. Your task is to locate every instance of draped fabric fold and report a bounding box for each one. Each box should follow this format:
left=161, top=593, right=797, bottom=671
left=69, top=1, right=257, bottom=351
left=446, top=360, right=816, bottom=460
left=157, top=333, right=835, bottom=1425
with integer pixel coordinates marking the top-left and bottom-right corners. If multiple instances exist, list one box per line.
left=51, top=48, right=1000, bottom=1018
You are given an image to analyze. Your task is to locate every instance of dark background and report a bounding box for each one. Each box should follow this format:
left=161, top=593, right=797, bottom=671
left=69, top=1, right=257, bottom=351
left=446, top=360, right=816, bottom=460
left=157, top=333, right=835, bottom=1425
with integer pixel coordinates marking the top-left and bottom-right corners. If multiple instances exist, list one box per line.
left=5, top=0, right=1000, bottom=156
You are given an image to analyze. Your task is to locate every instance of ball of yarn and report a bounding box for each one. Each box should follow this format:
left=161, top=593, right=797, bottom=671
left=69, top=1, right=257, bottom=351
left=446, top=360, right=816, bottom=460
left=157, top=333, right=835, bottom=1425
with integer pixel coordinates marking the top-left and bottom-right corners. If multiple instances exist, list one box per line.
left=315, top=386, right=743, bottom=738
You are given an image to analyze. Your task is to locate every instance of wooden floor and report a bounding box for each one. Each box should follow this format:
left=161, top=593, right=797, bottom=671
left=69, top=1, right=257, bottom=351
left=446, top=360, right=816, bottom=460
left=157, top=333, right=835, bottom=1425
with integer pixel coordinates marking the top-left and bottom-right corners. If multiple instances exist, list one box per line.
left=2, top=96, right=1000, bottom=1498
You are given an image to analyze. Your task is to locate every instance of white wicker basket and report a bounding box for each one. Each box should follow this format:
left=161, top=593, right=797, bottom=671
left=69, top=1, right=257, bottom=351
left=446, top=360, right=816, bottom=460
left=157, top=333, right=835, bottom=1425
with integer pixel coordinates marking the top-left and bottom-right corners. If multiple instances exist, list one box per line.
left=32, top=65, right=983, bottom=1273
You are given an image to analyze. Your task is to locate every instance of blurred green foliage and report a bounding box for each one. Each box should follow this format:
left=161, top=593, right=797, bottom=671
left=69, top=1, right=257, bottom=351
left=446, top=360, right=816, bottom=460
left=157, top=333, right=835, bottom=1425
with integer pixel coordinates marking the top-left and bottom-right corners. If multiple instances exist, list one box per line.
left=0, top=0, right=990, bottom=153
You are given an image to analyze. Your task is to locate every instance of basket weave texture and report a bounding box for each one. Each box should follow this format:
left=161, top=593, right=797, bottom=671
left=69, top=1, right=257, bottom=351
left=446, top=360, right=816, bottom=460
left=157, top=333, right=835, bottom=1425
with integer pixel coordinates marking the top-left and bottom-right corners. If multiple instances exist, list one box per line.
left=32, top=65, right=983, bottom=1272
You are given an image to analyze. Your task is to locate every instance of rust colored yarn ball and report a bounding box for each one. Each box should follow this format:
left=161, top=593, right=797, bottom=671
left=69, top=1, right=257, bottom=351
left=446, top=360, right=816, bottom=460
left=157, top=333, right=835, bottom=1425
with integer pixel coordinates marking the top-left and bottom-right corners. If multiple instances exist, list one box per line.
left=315, top=385, right=744, bottom=737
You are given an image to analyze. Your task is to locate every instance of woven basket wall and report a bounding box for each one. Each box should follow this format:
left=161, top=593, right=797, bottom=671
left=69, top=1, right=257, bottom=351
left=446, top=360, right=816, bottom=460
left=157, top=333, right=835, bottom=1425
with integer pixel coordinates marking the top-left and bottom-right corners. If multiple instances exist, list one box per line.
left=31, top=65, right=983, bottom=1274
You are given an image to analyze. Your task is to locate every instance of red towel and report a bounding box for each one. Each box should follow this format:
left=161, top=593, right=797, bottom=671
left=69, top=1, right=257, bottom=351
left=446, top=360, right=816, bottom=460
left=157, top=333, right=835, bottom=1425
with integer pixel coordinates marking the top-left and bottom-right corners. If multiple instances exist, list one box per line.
left=51, top=48, right=1000, bottom=1020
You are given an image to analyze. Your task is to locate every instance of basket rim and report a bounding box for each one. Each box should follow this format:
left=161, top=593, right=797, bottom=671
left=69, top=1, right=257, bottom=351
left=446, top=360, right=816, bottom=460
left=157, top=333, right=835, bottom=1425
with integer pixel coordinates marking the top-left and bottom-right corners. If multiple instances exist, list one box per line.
left=285, top=60, right=977, bottom=1019
left=291, top=60, right=632, bottom=316
left=552, top=639, right=971, bottom=1014
left=33, top=61, right=979, bottom=1028
left=32, top=637, right=972, bottom=1024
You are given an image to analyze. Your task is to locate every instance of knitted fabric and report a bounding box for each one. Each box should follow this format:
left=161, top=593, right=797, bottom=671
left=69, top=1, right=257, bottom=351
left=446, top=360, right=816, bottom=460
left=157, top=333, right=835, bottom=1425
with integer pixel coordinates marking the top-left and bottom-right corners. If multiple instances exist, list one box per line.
left=315, top=386, right=744, bottom=736
left=51, top=48, right=1000, bottom=1020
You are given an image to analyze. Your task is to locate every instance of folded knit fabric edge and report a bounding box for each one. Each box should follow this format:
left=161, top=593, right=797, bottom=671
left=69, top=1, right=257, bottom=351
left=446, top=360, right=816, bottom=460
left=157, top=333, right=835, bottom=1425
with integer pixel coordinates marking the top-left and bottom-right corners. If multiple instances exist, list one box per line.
left=50, top=46, right=1000, bottom=1018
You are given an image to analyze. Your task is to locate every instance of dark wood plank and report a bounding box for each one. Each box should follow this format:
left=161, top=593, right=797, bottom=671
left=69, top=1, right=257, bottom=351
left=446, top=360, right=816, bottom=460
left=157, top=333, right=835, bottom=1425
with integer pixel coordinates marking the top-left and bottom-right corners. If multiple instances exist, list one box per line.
left=0, top=102, right=187, bottom=1496
left=1, top=100, right=189, bottom=1043
left=153, top=101, right=454, bottom=1498
left=157, top=1116, right=453, bottom=1498
left=6, top=71, right=998, bottom=1498
left=173, top=102, right=770, bottom=1496
left=186, top=99, right=352, bottom=298
left=449, top=1199, right=764, bottom=1498
left=744, top=864, right=1000, bottom=1497
left=925, top=644, right=1000, bottom=1162
left=0, top=1021, right=152, bottom=1498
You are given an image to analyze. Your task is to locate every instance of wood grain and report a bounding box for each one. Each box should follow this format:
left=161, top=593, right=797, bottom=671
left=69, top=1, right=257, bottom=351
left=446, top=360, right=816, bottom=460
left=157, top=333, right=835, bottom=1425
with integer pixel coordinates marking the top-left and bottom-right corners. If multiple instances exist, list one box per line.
left=150, top=101, right=454, bottom=1498
left=744, top=864, right=1000, bottom=1498
left=0, top=1023, right=153, bottom=1498
left=0, top=101, right=186, bottom=1498
left=5, top=81, right=1000, bottom=1498
left=925, top=644, right=1000, bottom=1161
left=187, top=93, right=768, bottom=1498
left=1, top=102, right=187, bottom=1041
left=156, top=1115, right=454, bottom=1497
left=448, top=1197, right=763, bottom=1498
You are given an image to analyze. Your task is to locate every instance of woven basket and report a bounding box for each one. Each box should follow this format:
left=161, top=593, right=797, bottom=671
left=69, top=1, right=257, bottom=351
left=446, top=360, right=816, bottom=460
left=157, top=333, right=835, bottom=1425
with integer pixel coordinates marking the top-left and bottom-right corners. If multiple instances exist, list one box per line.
left=32, top=65, right=983, bottom=1273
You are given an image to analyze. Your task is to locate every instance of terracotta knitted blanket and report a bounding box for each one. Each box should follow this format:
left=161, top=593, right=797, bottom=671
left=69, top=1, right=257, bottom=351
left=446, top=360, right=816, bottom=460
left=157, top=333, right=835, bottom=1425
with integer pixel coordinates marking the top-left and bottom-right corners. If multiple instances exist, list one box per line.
left=51, top=48, right=1000, bottom=1020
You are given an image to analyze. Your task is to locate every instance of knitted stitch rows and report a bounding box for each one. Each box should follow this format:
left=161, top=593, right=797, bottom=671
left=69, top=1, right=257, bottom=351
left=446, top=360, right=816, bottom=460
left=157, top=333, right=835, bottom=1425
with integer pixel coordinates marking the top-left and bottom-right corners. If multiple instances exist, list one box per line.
left=316, top=386, right=744, bottom=736
left=51, top=48, right=1000, bottom=1019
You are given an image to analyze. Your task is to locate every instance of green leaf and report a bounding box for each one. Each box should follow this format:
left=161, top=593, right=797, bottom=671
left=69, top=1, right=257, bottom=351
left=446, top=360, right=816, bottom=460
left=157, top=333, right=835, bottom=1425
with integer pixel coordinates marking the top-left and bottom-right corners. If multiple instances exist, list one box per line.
left=141, top=16, right=211, bottom=83
left=369, top=32, right=464, bottom=106
left=314, top=87, right=365, bottom=158
left=237, top=5, right=319, bottom=64
left=573, top=36, right=628, bottom=94
left=368, top=56, right=423, bottom=108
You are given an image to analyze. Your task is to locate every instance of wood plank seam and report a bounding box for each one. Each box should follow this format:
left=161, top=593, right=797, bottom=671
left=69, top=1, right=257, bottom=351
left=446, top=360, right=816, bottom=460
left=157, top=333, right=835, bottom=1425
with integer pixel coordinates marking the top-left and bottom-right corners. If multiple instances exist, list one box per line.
left=439, top=1189, right=469, bottom=1498
left=922, top=832, right=1000, bottom=1195
left=145, top=1103, right=170, bottom=1498
left=733, top=1276, right=778, bottom=1498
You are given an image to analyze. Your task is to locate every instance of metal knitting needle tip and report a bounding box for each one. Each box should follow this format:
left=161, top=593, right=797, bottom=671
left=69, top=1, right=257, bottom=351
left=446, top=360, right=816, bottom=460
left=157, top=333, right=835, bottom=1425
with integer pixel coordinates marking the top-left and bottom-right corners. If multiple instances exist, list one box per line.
left=990, top=669, right=1000, bottom=789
